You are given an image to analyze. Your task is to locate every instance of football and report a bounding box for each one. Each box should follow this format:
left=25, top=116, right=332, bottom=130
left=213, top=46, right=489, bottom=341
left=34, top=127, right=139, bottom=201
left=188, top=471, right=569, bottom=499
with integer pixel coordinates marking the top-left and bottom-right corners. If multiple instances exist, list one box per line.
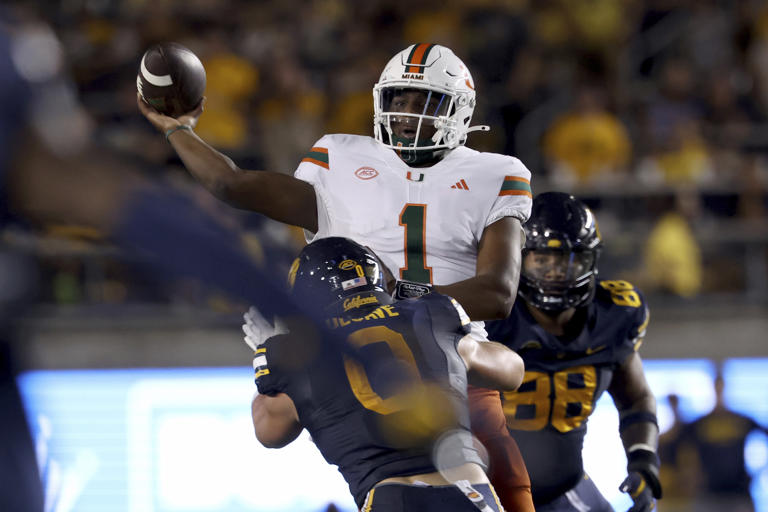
left=137, top=42, right=206, bottom=117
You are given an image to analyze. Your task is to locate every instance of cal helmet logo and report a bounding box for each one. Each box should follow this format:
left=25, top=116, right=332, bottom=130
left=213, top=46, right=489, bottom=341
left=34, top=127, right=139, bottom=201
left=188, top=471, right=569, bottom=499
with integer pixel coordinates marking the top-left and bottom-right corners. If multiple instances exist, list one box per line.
left=340, top=259, right=367, bottom=290
left=354, top=167, right=379, bottom=180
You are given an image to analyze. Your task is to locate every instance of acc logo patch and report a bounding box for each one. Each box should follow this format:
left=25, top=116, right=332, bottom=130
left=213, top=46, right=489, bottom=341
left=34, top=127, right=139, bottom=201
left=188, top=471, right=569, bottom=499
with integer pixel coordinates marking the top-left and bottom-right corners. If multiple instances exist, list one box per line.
left=354, top=166, right=379, bottom=180
left=339, top=259, right=357, bottom=270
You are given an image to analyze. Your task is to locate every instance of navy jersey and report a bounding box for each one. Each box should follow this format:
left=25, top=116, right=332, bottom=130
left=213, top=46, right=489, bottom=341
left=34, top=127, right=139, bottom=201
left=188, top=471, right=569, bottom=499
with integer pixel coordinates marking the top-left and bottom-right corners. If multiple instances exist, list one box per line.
left=683, top=409, right=765, bottom=495
left=254, top=293, right=485, bottom=508
left=486, top=280, right=649, bottom=504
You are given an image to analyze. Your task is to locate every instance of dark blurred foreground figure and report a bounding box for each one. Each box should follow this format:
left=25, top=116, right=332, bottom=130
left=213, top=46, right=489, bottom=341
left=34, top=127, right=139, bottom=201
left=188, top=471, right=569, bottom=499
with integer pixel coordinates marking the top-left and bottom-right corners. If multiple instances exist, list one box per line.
left=0, top=11, right=308, bottom=510
left=487, top=192, right=662, bottom=512
left=244, top=237, right=526, bottom=511
left=674, top=371, right=768, bottom=512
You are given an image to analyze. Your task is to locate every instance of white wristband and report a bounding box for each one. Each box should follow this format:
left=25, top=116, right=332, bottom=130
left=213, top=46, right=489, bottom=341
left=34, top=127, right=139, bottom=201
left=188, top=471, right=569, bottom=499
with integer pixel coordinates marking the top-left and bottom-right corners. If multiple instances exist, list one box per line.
left=627, top=443, right=655, bottom=454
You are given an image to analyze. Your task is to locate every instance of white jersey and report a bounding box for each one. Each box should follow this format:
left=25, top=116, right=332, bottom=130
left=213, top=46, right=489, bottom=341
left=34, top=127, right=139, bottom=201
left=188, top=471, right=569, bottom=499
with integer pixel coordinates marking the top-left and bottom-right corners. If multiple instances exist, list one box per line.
left=294, top=134, right=532, bottom=333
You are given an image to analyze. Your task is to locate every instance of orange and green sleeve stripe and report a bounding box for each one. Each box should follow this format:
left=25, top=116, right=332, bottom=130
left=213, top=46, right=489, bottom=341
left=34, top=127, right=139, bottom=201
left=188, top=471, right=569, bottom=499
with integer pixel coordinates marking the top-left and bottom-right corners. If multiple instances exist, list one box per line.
left=499, top=176, right=532, bottom=198
left=301, top=147, right=329, bottom=169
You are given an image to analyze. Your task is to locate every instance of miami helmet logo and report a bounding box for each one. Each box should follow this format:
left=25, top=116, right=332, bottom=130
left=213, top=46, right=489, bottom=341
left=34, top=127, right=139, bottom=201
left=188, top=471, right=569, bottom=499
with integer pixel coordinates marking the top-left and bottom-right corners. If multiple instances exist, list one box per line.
left=402, top=43, right=434, bottom=74
left=460, top=64, right=475, bottom=90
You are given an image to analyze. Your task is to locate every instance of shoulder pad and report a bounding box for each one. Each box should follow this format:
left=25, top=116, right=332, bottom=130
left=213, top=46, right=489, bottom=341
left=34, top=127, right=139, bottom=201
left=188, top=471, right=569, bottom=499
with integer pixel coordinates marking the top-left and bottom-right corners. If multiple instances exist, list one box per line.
left=595, top=279, right=649, bottom=351
left=420, top=293, right=472, bottom=336
left=595, top=280, right=646, bottom=310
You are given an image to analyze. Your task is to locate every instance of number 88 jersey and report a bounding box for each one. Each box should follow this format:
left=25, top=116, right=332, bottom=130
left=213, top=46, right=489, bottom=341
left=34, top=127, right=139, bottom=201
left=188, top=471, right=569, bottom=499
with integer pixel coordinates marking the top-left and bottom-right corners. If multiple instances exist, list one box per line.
left=485, top=280, right=650, bottom=504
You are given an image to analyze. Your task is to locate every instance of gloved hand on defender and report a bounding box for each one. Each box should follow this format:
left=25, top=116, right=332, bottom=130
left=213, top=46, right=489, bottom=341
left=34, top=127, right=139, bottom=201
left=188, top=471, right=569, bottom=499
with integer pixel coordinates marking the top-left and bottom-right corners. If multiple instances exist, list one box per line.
left=619, top=448, right=662, bottom=512
left=242, top=306, right=287, bottom=351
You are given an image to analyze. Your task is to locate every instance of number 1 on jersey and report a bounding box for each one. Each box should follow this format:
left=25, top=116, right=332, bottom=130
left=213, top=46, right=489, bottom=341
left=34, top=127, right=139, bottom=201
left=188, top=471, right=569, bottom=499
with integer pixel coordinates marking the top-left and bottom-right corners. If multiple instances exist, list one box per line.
left=399, top=204, right=433, bottom=283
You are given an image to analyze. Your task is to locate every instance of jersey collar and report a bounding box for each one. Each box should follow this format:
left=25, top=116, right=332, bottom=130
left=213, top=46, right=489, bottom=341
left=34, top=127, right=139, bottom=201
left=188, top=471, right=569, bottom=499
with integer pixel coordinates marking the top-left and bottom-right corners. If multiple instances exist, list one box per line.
left=380, top=144, right=460, bottom=181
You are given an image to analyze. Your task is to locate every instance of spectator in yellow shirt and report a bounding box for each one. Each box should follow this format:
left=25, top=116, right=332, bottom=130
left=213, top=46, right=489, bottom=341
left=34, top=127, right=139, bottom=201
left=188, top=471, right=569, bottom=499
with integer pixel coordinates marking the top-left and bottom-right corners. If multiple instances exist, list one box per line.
left=544, top=83, right=631, bottom=186
left=643, top=189, right=703, bottom=298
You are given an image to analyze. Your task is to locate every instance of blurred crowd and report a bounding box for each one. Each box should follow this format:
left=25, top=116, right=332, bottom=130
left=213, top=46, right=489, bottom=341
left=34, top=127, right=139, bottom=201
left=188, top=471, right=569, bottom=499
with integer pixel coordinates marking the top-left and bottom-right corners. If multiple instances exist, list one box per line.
left=658, top=370, right=768, bottom=512
left=6, top=0, right=768, bottom=307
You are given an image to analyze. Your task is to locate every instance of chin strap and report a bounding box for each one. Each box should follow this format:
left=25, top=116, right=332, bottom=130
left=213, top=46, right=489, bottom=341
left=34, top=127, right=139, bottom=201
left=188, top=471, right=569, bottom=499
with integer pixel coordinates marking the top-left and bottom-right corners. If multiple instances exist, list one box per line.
left=465, top=124, right=490, bottom=134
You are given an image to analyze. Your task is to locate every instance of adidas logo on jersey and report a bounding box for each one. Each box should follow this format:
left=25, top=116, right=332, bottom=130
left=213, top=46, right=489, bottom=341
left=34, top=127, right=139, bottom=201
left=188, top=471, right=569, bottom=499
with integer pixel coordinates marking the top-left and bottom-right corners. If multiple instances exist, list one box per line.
left=451, top=179, right=470, bottom=190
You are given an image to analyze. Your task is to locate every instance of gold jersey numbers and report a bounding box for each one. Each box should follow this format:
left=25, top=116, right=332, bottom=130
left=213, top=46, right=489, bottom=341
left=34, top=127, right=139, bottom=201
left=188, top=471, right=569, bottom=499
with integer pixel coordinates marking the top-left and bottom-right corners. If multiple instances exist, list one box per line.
left=502, top=365, right=597, bottom=433
left=342, top=325, right=456, bottom=445
left=344, top=326, right=419, bottom=415
left=599, top=280, right=641, bottom=308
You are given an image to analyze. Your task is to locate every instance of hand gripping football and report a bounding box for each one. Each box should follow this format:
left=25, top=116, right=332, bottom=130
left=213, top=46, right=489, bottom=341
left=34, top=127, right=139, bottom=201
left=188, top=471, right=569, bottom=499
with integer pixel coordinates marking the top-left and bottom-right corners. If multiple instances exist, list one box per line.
left=137, top=42, right=206, bottom=117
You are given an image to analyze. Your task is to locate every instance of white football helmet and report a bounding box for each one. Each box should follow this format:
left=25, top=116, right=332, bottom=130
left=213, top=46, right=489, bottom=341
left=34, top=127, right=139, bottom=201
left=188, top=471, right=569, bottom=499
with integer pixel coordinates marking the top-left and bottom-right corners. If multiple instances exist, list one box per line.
left=373, top=44, right=488, bottom=163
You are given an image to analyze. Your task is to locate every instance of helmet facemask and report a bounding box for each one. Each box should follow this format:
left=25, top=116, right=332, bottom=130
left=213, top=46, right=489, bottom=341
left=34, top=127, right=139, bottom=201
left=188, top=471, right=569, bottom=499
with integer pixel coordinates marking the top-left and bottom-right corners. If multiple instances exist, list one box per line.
left=520, top=248, right=599, bottom=312
left=375, top=87, right=456, bottom=165
left=517, top=192, right=603, bottom=312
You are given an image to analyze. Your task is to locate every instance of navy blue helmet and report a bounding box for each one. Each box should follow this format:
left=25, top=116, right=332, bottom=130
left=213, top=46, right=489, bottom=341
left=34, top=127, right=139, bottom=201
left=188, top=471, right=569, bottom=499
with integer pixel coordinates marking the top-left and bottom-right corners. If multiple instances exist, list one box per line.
left=288, top=237, right=391, bottom=314
left=518, top=192, right=602, bottom=311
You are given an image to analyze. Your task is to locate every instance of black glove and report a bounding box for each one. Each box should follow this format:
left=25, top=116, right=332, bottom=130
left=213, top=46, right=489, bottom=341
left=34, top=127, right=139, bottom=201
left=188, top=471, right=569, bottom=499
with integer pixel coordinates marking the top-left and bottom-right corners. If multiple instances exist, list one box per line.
left=620, top=448, right=662, bottom=512
left=392, top=279, right=433, bottom=300
left=620, top=471, right=656, bottom=512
